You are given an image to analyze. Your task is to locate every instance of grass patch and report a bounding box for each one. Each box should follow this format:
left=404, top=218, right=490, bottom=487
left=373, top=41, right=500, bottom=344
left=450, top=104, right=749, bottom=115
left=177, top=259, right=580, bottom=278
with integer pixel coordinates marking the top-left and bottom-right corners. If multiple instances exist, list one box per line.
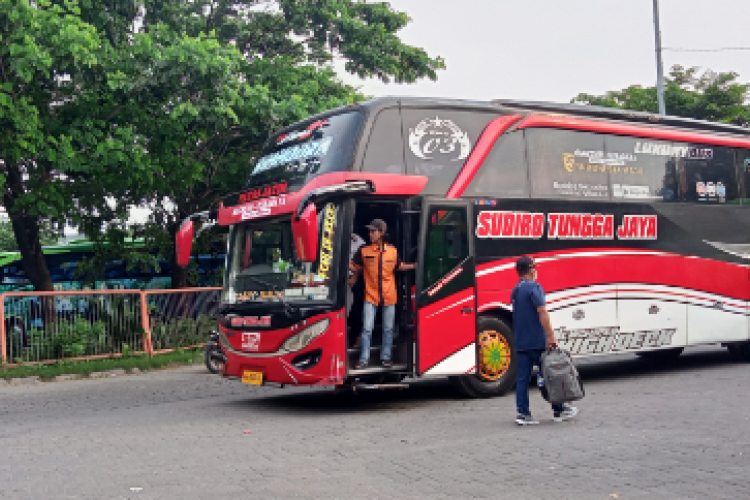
left=0, top=349, right=203, bottom=381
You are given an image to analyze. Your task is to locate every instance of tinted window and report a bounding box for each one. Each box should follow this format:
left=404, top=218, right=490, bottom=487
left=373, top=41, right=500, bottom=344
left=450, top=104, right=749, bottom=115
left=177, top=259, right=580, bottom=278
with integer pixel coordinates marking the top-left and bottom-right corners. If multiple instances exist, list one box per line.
left=246, top=111, right=363, bottom=191
left=737, top=149, right=750, bottom=206
left=674, top=144, right=738, bottom=204
left=606, top=135, right=673, bottom=202
left=466, top=130, right=528, bottom=197
left=402, top=109, right=496, bottom=195
left=362, top=108, right=405, bottom=174
left=527, top=129, right=608, bottom=200
left=423, top=207, right=469, bottom=290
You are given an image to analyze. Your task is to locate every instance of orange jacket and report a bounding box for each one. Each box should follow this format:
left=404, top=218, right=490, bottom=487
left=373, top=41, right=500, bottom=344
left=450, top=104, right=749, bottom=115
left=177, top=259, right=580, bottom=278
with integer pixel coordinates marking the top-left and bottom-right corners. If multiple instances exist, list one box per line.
left=352, top=243, right=404, bottom=306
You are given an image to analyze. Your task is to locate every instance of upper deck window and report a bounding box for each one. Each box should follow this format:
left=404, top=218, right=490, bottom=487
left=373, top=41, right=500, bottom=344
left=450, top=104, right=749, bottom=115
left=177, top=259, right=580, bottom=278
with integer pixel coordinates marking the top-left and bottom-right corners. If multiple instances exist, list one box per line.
left=401, top=109, right=496, bottom=195
left=246, top=111, right=363, bottom=191
left=525, top=128, right=740, bottom=204
left=362, top=108, right=406, bottom=174
left=465, top=130, right=529, bottom=198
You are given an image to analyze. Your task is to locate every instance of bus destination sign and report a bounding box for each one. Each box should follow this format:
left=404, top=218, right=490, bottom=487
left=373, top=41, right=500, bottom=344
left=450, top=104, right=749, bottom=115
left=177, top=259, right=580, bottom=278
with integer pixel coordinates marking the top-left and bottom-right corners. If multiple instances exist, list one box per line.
left=224, top=182, right=288, bottom=208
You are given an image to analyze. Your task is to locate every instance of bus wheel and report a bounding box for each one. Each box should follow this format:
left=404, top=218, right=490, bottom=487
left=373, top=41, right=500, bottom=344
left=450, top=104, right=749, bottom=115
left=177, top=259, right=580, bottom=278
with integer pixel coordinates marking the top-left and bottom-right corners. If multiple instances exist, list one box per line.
left=449, top=316, right=516, bottom=398
left=635, top=347, right=684, bottom=362
left=727, top=342, right=750, bottom=362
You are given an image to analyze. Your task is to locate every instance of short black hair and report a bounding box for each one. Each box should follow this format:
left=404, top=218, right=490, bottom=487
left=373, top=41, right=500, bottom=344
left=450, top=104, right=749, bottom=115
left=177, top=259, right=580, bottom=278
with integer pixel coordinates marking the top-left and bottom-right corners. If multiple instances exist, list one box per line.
left=516, top=256, right=535, bottom=276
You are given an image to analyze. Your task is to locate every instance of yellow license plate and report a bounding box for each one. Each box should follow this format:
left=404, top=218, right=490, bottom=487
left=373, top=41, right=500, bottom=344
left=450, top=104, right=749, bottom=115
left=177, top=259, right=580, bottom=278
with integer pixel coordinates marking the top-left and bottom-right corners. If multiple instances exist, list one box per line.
left=242, top=370, right=263, bottom=385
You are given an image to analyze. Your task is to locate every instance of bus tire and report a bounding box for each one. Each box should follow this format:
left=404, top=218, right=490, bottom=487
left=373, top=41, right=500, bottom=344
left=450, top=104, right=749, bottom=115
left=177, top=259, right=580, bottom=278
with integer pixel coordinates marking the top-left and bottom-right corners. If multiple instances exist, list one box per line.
left=635, top=347, right=684, bottom=362
left=449, top=316, right=516, bottom=398
left=727, top=342, right=750, bottom=362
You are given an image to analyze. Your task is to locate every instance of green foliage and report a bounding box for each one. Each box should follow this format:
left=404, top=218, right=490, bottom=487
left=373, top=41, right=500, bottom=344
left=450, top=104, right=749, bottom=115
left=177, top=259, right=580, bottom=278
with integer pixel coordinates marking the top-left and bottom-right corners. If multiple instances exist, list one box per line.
left=27, top=318, right=106, bottom=359
left=150, top=314, right=216, bottom=350
left=0, top=220, right=59, bottom=252
left=572, top=65, right=750, bottom=125
left=1, top=0, right=444, bottom=290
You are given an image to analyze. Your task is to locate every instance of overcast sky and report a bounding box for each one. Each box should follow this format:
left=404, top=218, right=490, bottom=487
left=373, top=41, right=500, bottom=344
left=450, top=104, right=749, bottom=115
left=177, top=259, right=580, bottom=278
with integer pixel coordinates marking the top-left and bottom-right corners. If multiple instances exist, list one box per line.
left=337, top=0, right=750, bottom=104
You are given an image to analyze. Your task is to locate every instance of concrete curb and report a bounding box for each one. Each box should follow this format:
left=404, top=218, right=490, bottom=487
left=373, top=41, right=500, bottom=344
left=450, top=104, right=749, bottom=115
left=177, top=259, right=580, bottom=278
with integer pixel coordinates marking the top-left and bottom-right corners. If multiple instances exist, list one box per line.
left=8, top=376, right=40, bottom=386
left=89, top=368, right=127, bottom=379
left=1, top=362, right=201, bottom=386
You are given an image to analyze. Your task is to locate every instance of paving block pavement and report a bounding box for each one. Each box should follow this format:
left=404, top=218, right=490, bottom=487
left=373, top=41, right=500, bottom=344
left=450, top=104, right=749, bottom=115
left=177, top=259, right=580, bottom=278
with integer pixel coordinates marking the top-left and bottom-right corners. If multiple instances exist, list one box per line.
left=0, top=346, right=747, bottom=499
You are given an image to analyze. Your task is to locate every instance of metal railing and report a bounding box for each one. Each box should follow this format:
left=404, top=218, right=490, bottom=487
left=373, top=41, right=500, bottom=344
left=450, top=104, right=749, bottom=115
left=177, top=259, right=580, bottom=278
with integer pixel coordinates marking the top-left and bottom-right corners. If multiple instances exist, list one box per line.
left=0, top=287, right=221, bottom=365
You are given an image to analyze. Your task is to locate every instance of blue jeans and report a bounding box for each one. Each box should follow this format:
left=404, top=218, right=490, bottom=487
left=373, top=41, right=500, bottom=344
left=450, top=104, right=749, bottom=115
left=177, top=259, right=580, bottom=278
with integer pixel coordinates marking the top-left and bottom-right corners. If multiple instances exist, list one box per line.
left=359, top=302, right=395, bottom=364
left=516, top=349, right=564, bottom=415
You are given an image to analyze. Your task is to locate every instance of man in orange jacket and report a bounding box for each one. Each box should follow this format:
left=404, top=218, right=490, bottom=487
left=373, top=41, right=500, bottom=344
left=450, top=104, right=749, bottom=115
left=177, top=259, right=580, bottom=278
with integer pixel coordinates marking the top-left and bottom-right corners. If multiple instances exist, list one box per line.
left=349, top=219, right=415, bottom=368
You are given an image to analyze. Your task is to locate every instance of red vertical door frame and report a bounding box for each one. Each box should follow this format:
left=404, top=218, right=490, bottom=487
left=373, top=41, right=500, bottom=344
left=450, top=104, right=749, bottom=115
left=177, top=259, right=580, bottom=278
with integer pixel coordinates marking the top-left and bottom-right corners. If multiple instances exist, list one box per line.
left=416, top=200, right=477, bottom=376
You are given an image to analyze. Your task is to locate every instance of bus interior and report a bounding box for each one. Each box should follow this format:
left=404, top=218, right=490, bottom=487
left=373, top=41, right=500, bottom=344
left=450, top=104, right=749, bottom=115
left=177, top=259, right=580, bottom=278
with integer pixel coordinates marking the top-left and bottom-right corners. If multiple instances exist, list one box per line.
left=346, top=200, right=417, bottom=376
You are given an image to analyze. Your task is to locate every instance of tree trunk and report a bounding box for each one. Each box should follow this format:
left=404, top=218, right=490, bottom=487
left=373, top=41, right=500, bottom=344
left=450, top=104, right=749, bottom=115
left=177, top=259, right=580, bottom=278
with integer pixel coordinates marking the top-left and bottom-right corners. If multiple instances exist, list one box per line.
left=3, top=165, right=54, bottom=292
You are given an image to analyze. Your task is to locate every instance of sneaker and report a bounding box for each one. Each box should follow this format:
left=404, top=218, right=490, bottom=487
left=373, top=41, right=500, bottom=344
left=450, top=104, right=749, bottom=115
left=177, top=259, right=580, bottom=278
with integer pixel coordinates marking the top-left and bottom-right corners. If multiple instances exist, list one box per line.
left=381, top=360, right=393, bottom=368
left=515, top=414, right=539, bottom=426
left=553, top=405, right=579, bottom=422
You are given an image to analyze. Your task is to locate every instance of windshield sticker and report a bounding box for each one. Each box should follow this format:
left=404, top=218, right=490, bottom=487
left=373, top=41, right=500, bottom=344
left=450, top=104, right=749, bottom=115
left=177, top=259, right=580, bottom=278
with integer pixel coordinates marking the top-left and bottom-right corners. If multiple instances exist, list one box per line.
left=409, top=117, right=471, bottom=162
left=317, top=203, right=337, bottom=280
left=238, top=183, right=288, bottom=204
left=232, top=195, right=286, bottom=220
left=276, top=119, right=329, bottom=146
left=253, top=136, right=333, bottom=175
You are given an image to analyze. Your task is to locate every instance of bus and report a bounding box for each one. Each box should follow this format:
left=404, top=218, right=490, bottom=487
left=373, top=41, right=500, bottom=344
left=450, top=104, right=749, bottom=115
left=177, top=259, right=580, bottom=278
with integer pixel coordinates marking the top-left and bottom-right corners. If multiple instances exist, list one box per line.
left=177, top=97, right=750, bottom=397
left=0, top=239, right=225, bottom=292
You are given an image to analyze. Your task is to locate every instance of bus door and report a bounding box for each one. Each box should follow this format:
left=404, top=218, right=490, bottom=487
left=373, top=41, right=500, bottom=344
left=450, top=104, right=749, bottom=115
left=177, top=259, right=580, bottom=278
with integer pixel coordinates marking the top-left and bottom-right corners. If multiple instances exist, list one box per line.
left=416, top=200, right=477, bottom=376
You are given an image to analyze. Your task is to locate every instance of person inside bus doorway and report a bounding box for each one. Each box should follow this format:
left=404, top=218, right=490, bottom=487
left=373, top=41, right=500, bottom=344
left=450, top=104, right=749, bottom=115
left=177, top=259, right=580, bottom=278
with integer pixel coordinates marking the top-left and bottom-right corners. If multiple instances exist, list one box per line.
left=512, top=256, right=579, bottom=425
left=349, top=219, right=415, bottom=368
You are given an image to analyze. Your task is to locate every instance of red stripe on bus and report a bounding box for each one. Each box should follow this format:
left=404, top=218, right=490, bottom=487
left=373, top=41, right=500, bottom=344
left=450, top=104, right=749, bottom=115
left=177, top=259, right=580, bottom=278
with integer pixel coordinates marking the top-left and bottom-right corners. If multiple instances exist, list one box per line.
left=517, top=115, right=750, bottom=149
left=446, top=115, right=523, bottom=198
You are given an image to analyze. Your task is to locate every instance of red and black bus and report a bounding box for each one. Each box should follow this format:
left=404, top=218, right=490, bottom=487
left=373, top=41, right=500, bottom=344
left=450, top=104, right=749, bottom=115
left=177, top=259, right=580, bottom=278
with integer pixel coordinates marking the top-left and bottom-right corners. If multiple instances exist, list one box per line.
left=177, top=97, right=750, bottom=397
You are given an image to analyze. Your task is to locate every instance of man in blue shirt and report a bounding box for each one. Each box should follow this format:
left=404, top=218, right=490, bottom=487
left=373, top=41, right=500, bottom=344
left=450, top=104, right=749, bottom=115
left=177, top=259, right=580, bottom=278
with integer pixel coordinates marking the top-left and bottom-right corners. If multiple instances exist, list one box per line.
left=512, top=256, right=579, bottom=425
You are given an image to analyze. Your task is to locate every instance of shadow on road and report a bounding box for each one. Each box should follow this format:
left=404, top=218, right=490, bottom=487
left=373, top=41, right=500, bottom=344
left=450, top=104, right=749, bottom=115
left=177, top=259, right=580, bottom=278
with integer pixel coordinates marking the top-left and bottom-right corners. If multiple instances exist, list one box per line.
left=218, top=346, right=739, bottom=415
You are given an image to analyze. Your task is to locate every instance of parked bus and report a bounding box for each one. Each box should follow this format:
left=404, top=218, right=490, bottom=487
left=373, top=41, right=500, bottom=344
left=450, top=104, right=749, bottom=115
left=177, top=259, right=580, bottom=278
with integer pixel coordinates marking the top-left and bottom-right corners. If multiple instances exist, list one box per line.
left=0, top=239, right=225, bottom=292
left=177, top=97, right=750, bottom=397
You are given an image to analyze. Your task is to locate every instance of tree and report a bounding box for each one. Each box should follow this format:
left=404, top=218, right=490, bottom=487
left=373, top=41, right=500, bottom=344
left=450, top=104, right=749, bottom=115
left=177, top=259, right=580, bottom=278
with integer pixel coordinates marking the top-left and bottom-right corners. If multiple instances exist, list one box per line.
left=572, top=65, right=750, bottom=126
left=117, top=0, right=445, bottom=288
left=2, top=0, right=444, bottom=290
left=0, top=220, right=58, bottom=252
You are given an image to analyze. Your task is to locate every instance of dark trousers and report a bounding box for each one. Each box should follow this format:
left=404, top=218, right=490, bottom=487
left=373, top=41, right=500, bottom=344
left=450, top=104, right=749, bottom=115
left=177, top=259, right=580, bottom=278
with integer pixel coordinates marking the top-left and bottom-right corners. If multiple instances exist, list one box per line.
left=516, top=349, right=564, bottom=415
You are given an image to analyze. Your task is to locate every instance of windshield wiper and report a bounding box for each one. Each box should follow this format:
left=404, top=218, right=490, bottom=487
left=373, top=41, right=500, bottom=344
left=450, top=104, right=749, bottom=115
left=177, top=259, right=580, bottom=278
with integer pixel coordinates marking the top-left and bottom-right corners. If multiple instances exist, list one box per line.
left=241, top=275, right=299, bottom=319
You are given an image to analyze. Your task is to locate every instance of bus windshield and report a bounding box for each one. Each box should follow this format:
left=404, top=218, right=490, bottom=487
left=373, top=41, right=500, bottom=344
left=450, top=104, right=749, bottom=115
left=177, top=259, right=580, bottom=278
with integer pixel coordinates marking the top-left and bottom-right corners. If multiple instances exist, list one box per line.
left=245, top=111, right=363, bottom=191
left=222, top=201, right=342, bottom=304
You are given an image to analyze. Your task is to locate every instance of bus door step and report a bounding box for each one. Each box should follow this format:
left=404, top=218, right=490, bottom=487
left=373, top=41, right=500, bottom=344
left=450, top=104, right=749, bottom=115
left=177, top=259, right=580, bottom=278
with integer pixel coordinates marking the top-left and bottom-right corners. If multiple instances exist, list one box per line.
left=354, top=382, right=409, bottom=391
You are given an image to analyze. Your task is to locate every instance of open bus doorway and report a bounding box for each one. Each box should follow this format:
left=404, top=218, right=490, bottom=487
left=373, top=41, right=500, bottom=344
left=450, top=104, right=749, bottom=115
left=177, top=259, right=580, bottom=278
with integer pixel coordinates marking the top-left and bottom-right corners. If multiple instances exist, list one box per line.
left=346, top=201, right=412, bottom=377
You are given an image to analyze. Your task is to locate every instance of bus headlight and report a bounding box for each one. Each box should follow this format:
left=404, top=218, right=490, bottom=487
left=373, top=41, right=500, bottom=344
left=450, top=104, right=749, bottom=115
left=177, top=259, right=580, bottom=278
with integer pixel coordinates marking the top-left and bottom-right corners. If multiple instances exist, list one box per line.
left=282, top=319, right=330, bottom=353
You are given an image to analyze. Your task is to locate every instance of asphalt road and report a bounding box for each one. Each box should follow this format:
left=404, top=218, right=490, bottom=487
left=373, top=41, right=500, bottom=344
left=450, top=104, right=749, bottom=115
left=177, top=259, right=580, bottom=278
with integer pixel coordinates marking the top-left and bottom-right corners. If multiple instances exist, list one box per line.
left=1, top=346, right=748, bottom=500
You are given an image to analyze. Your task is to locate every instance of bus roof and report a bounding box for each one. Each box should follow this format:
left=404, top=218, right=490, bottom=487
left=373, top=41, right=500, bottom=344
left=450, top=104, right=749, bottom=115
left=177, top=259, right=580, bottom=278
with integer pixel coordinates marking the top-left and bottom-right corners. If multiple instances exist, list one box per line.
left=0, top=239, right=147, bottom=268
left=282, top=96, right=750, bottom=139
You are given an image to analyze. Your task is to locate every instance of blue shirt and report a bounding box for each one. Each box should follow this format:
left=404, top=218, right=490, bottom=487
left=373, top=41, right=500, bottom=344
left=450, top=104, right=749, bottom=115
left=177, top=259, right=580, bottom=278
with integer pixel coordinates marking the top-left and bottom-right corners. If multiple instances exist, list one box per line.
left=511, top=279, right=547, bottom=352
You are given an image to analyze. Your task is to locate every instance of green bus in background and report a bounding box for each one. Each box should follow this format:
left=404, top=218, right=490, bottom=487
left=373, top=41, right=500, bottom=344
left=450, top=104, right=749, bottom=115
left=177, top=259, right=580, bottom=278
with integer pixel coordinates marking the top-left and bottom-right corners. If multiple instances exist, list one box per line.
left=0, top=239, right=225, bottom=292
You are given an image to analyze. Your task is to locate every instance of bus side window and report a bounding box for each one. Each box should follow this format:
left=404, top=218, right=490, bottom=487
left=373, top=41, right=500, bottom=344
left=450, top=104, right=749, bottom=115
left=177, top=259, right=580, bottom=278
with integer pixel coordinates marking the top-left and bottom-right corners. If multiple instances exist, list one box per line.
left=738, top=149, right=750, bottom=206
left=466, top=131, right=529, bottom=197
left=362, top=108, right=405, bottom=175
left=674, top=145, right=738, bottom=204
left=423, top=207, right=469, bottom=289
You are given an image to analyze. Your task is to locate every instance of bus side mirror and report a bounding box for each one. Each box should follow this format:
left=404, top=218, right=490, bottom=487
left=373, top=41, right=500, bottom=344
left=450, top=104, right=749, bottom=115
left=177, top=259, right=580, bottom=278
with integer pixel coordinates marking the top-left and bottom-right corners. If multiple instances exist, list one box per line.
left=293, top=203, right=319, bottom=263
left=176, top=220, right=194, bottom=267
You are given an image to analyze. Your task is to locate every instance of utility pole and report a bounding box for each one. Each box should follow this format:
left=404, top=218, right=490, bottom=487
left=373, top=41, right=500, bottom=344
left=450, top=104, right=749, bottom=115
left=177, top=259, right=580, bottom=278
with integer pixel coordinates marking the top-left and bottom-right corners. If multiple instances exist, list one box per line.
left=653, top=0, right=666, bottom=115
